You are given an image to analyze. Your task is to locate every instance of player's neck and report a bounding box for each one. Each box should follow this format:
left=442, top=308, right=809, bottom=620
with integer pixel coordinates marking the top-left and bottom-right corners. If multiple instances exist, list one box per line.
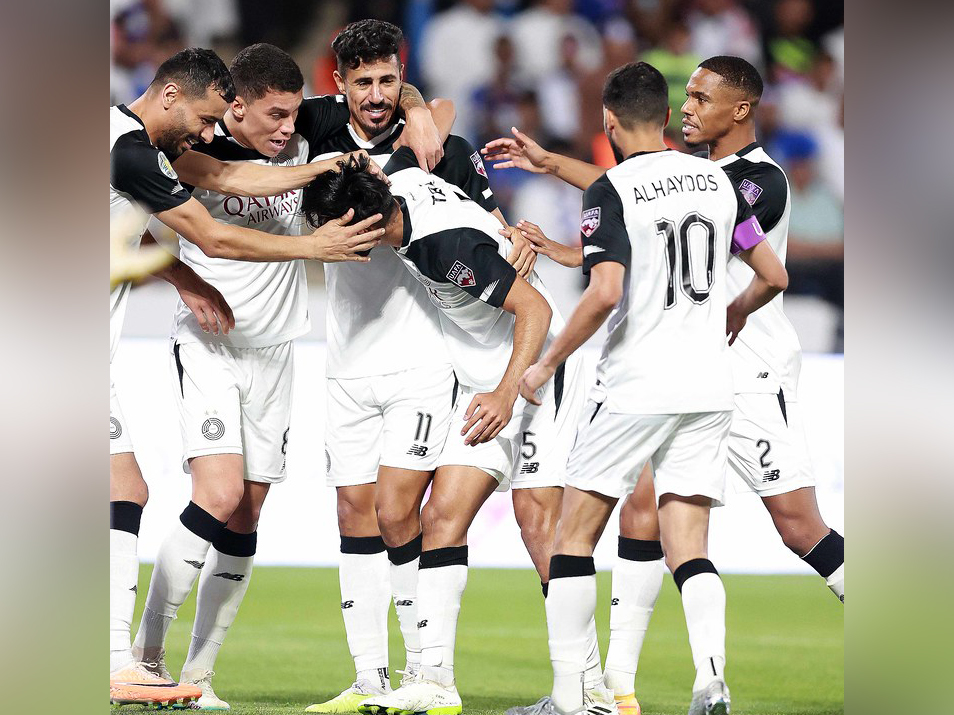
left=383, top=205, right=404, bottom=247
left=127, top=95, right=158, bottom=141
left=613, top=127, right=668, bottom=159
left=223, top=111, right=254, bottom=151
left=707, top=126, right=757, bottom=162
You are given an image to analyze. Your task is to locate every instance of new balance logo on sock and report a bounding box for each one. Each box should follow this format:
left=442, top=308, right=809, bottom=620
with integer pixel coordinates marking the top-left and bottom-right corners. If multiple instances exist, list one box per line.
left=762, top=469, right=781, bottom=482
left=407, top=444, right=428, bottom=457
left=130, top=585, right=138, bottom=593
left=213, top=572, right=245, bottom=582
left=417, top=619, right=428, bottom=628
left=184, top=560, right=205, bottom=569
left=341, top=600, right=354, bottom=609
left=611, top=597, right=619, bottom=605
left=396, top=599, right=414, bottom=607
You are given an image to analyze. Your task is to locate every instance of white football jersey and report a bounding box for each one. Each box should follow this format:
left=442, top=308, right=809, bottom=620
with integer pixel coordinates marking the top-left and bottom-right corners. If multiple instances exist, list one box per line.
left=715, top=143, right=803, bottom=396
left=110, top=104, right=191, bottom=361
left=385, top=148, right=566, bottom=391
left=582, top=149, right=765, bottom=414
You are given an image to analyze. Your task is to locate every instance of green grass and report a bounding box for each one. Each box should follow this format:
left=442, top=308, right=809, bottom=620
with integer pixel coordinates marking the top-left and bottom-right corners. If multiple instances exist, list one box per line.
left=126, top=567, right=842, bottom=715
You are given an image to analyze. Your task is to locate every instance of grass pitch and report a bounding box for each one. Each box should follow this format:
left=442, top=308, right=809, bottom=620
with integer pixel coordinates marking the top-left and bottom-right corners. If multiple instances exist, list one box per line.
left=126, top=566, right=842, bottom=715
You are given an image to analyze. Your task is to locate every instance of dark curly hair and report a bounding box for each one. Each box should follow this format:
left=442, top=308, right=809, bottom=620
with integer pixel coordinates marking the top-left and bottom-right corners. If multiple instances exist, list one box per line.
left=698, top=55, right=764, bottom=104
left=230, top=43, right=303, bottom=102
left=602, top=61, right=669, bottom=129
left=302, top=154, right=397, bottom=234
left=150, top=47, right=235, bottom=103
left=331, top=19, right=403, bottom=74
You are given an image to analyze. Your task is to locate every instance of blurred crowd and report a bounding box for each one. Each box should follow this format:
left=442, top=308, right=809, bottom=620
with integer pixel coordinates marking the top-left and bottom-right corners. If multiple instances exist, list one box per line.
left=111, top=0, right=844, bottom=351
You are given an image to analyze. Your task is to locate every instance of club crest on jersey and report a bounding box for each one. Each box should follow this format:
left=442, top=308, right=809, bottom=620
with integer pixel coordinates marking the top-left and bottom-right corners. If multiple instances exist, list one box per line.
left=739, top=179, right=763, bottom=206
left=581, top=207, right=601, bottom=237
left=157, top=151, right=178, bottom=180
left=470, top=151, right=488, bottom=178
left=447, top=260, right=476, bottom=288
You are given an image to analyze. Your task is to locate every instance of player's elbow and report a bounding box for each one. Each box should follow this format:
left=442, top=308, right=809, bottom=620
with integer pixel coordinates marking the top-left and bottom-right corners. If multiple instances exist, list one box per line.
left=767, top=265, right=789, bottom=293
left=592, top=280, right=623, bottom=312
left=199, top=229, right=239, bottom=260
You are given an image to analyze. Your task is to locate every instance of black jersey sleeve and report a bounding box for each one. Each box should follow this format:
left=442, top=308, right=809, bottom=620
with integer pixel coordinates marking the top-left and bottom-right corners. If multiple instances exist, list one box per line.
left=110, top=132, right=191, bottom=214
left=580, top=174, right=630, bottom=274
left=298, top=95, right=352, bottom=156
left=383, top=146, right=420, bottom=175
left=405, top=227, right=517, bottom=307
left=729, top=161, right=789, bottom=233
left=729, top=182, right=767, bottom=254
left=432, top=135, right=498, bottom=213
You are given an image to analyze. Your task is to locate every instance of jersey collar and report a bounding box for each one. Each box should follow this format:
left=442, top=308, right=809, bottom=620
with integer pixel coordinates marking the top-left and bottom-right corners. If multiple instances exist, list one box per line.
left=624, top=148, right=672, bottom=160
left=714, top=141, right=760, bottom=167
left=346, top=119, right=404, bottom=149
left=117, top=104, right=145, bottom=127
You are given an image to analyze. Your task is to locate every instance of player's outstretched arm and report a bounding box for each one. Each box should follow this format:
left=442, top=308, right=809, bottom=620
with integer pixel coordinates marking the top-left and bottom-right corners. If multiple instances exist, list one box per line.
left=481, top=127, right=606, bottom=191
left=155, top=198, right=383, bottom=263
left=520, top=261, right=624, bottom=404
left=461, top=277, right=552, bottom=446
left=506, top=219, right=583, bottom=269
left=727, top=240, right=789, bottom=345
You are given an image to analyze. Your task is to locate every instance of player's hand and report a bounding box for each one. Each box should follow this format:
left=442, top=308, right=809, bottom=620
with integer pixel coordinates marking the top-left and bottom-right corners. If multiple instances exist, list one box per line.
left=344, top=150, right=390, bottom=185
left=511, top=219, right=583, bottom=269
left=481, top=127, right=550, bottom=174
left=170, top=263, right=236, bottom=335
left=519, top=361, right=554, bottom=406
left=500, top=225, right=537, bottom=277
left=461, top=388, right=517, bottom=446
left=396, top=106, right=444, bottom=171
left=312, top=209, right=385, bottom=263
left=726, top=299, right=748, bottom=346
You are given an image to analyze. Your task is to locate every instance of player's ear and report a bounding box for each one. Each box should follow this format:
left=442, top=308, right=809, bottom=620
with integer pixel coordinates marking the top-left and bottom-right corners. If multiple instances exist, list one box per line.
left=333, top=70, right=346, bottom=94
left=160, top=82, right=179, bottom=109
left=664, top=106, right=672, bottom=127
left=735, top=100, right=751, bottom=123
left=231, top=96, right=247, bottom=119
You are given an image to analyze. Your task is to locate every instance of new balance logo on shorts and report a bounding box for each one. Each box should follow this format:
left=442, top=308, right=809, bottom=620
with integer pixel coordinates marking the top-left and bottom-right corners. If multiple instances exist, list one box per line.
left=407, top=444, right=428, bottom=457
left=184, top=560, right=205, bottom=570
left=520, top=462, right=539, bottom=474
left=395, top=599, right=414, bottom=607
left=762, top=469, right=781, bottom=482
left=213, top=572, right=245, bottom=582
left=341, top=600, right=354, bottom=609
left=417, top=619, right=428, bottom=628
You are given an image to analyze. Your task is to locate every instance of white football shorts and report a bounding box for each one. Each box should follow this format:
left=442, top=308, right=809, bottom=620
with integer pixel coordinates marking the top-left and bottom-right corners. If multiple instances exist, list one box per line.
left=438, top=352, right=585, bottom=491
left=566, top=385, right=732, bottom=507
left=324, top=364, right=457, bottom=487
left=728, top=390, right=815, bottom=497
left=171, top=339, right=294, bottom=484
left=109, top=378, right=135, bottom=456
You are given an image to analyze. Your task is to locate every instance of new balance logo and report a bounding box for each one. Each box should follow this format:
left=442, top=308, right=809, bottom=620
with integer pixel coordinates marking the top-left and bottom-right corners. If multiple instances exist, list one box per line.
left=417, top=619, right=428, bottom=628
left=341, top=600, right=354, bottom=609
left=130, top=585, right=138, bottom=594
left=520, top=462, right=540, bottom=474
left=395, top=599, right=414, bottom=607
left=610, top=598, right=619, bottom=606
left=184, top=560, right=205, bottom=570
left=407, top=444, right=428, bottom=457
left=757, top=372, right=769, bottom=378
left=213, top=572, right=245, bottom=582
left=762, top=469, right=781, bottom=482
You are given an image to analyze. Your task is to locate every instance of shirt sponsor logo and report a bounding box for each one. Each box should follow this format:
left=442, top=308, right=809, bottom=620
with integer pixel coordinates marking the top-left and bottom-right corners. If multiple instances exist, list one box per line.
left=447, top=260, right=476, bottom=288
left=739, top=178, right=763, bottom=206
left=470, top=150, right=488, bottom=178
left=157, top=151, right=178, bottom=180
left=581, top=207, right=601, bottom=237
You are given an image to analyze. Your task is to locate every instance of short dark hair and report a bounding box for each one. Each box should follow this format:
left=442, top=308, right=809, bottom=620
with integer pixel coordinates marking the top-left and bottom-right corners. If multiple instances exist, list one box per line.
left=698, top=55, right=764, bottom=103
left=150, top=47, right=235, bottom=103
left=332, top=19, right=403, bottom=74
left=229, top=43, right=303, bottom=103
left=601, top=62, right=669, bottom=129
left=302, top=154, right=397, bottom=230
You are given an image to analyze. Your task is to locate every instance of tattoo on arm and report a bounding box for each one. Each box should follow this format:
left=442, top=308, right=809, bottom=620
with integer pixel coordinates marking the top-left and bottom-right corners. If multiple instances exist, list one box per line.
left=399, top=83, right=427, bottom=112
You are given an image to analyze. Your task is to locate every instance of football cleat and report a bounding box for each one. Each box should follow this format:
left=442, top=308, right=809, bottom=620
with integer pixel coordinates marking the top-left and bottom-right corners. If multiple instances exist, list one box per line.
left=109, top=662, right=201, bottom=708
left=180, top=669, right=230, bottom=710
left=687, top=679, right=730, bottom=715
left=505, top=687, right=620, bottom=715
left=505, top=695, right=554, bottom=715
left=358, top=677, right=462, bottom=715
left=613, top=692, right=642, bottom=715
left=306, top=681, right=390, bottom=713
left=132, top=646, right=174, bottom=681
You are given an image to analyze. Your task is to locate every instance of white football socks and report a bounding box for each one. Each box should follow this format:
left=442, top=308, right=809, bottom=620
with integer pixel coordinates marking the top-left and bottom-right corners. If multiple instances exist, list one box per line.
left=603, top=539, right=665, bottom=696
left=674, top=560, right=726, bottom=692
left=546, top=555, right=597, bottom=715
left=388, top=534, right=423, bottom=671
left=417, top=546, right=469, bottom=688
left=109, top=501, right=143, bottom=673
left=339, top=536, right=392, bottom=683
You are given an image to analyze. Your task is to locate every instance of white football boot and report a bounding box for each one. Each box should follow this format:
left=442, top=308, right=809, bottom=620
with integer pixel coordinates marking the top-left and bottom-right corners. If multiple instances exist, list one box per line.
left=687, top=679, right=730, bottom=715
left=180, top=669, right=230, bottom=710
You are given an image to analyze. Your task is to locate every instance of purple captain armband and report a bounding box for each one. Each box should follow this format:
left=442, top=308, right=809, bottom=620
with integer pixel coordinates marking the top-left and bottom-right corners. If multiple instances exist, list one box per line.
left=731, top=215, right=766, bottom=254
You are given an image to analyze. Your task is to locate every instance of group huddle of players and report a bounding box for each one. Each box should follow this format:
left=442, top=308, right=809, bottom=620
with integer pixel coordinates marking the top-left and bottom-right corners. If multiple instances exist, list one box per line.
left=108, top=18, right=844, bottom=715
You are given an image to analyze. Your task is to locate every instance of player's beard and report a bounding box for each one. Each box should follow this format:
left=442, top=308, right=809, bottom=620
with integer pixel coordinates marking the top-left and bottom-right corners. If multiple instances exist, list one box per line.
left=607, top=134, right=625, bottom=165
left=355, top=101, right=395, bottom=139
left=155, top=123, right=191, bottom=159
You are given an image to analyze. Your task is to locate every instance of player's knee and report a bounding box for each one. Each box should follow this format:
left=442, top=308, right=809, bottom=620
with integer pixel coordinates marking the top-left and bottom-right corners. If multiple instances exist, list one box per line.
left=198, top=481, right=245, bottom=521
left=777, top=516, right=827, bottom=556
left=228, top=502, right=263, bottom=534
left=515, top=506, right=554, bottom=548
left=420, top=499, right=461, bottom=544
left=376, top=500, right=419, bottom=540
left=337, top=494, right=374, bottom=533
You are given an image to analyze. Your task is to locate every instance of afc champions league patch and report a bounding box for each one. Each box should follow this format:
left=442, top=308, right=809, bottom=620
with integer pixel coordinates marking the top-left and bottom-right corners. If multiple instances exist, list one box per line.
left=580, top=207, right=601, bottom=237
left=157, top=151, right=178, bottom=180
left=470, top=150, right=488, bottom=179
left=739, top=178, right=763, bottom=206
left=447, top=260, right=477, bottom=288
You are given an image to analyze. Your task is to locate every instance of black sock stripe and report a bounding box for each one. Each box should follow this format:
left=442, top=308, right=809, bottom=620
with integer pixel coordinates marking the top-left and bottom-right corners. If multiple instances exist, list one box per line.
left=549, top=554, right=596, bottom=579
left=802, top=530, right=844, bottom=578
left=180, top=502, right=227, bottom=542
left=110, top=501, right=143, bottom=536
left=213, top=528, right=258, bottom=557
left=419, top=545, right=468, bottom=569
left=553, top=361, right=566, bottom=418
left=673, top=558, right=719, bottom=592
left=173, top=341, right=185, bottom=398
left=340, top=535, right=387, bottom=554
left=387, top=533, right=423, bottom=565
left=618, top=536, right=663, bottom=561
left=777, top=388, right=788, bottom=426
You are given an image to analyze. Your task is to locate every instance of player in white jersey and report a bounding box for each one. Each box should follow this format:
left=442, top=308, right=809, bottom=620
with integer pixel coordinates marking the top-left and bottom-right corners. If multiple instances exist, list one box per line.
left=516, top=63, right=788, bottom=715
left=125, top=43, right=451, bottom=709
left=109, top=47, right=389, bottom=707
left=301, top=150, right=583, bottom=715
